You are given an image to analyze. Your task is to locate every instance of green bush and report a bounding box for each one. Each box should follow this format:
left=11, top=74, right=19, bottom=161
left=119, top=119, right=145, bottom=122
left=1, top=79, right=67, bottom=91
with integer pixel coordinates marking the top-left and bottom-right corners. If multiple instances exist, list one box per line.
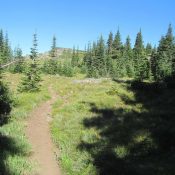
left=0, top=81, right=13, bottom=125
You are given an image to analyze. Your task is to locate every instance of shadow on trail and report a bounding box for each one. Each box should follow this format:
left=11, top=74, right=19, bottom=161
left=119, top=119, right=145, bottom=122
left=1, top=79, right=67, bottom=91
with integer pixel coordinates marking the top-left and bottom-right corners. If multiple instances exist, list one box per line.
left=78, top=82, right=175, bottom=175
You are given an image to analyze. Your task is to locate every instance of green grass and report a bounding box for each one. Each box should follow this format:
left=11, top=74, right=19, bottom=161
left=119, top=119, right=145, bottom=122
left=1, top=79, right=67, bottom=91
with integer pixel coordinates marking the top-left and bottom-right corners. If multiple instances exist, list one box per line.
left=51, top=76, right=175, bottom=175
left=50, top=77, right=134, bottom=174
left=0, top=73, right=50, bottom=175
left=1, top=73, right=175, bottom=175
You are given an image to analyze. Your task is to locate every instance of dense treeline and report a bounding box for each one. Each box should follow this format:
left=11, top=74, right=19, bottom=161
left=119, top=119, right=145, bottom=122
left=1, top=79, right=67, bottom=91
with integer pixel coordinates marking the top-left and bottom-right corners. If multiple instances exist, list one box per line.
left=1, top=25, right=175, bottom=88
left=83, top=24, right=175, bottom=84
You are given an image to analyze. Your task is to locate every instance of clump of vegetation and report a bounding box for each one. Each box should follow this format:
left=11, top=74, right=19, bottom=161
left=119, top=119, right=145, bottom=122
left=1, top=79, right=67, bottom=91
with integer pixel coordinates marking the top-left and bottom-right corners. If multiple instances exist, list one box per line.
left=0, top=80, right=13, bottom=125
left=18, top=33, right=41, bottom=92
left=43, top=59, right=74, bottom=77
left=10, top=47, right=26, bottom=73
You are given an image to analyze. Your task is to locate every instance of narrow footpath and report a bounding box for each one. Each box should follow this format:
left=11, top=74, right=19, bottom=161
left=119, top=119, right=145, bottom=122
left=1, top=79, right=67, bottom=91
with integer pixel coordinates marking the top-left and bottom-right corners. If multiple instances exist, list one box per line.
left=26, top=88, right=61, bottom=175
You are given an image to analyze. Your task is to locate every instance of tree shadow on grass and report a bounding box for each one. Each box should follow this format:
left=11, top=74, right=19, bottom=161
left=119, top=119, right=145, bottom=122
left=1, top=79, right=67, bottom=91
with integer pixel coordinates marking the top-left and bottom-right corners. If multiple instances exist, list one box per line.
left=0, top=82, right=22, bottom=175
left=0, top=134, right=26, bottom=175
left=78, top=82, right=175, bottom=175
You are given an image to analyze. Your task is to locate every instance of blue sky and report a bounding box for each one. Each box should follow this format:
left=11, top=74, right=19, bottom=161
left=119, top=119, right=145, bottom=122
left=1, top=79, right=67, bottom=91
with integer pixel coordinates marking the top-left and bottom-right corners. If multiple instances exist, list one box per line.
left=0, top=0, right=174, bottom=54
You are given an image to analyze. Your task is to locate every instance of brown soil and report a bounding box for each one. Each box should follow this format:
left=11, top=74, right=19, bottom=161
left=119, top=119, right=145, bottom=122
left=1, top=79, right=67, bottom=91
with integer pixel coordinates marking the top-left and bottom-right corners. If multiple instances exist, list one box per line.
left=25, top=88, right=61, bottom=175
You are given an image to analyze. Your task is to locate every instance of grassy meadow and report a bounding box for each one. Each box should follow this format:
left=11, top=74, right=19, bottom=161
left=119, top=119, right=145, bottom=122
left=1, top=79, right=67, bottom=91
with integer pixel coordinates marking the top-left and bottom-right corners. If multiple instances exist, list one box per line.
left=1, top=73, right=175, bottom=175
left=50, top=76, right=175, bottom=175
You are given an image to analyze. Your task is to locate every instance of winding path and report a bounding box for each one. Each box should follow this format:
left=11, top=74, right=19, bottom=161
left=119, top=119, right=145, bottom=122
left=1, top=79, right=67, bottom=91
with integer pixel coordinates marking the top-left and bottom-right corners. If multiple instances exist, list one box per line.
left=26, top=88, right=61, bottom=175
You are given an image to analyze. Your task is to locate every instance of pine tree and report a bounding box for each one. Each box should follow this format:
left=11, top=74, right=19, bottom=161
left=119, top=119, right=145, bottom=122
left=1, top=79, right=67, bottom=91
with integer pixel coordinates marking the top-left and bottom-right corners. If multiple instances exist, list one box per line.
left=113, top=29, right=122, bottom=51
left=105, top=55, right=113, bottom=77
left=150, top=47, right=157, bottom=80
left=3, top=33, right=12, bottom=63
left=112, top=29, right=123, bottom=59
left=44, top=35, right=58, bottom=74
left=13, top=47, right=25, bottom=73
left=83, top=42, right=93, bottom=77
left=172, top=43, right=175, bottom=78
left=146, top=43, right=152, bottom=55
left=106, top=33, right=114, bottom=76
left=62, top=61, right=74, bottom=77
left=133, top=30, right=149, bottom=81
left=43, top=58, right=58, bottom=75
left=0, top=30, right=5, bottom=64
left=123, top=36, right=134, bottom=77
left=155, top=24, right=174, bottom=81
left=71, top=46, right=79, bottom=67
left=0, top=64, right=13, bottom=124
left=134, top=29, right=144, bottom=52
left=0, top=30, right=4, bottom=63
left=0, top=79, right=13, bottom=124
left=111, top=29, right=126, bottom=78
left=95, top=35, right=106, bottom=77
left=107, top=32, right=113, bottom=55
left=50, top=35, right=57, bottom=58
left=0, top=30, right=13, bottom=67
left=18, top=33, right=41, bottom=92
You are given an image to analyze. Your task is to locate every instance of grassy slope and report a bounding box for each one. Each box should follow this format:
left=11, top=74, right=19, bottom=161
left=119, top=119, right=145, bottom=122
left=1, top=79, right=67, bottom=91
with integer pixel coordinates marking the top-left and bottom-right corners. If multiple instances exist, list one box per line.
left=51, top=77, right=175, bottom=175
left=0, top=73, right=50, bottom=175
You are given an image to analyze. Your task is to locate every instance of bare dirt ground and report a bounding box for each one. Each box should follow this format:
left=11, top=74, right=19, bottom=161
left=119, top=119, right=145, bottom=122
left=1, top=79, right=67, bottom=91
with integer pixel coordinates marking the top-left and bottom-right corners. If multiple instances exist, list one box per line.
left=25, top=88, right=61, bottom=175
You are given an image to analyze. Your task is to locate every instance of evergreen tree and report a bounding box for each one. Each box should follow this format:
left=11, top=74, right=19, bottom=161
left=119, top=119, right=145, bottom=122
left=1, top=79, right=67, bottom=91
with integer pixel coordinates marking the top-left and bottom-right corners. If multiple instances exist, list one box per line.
left=71, top=46, right=79, bottom=67
left=0, top=30, right=4, bottom=63
left=4, top=33, right=12, bottom=63
left=112, top=29, right=123, bottom=59
left=45, top=35, right=58, bottom=74
left=0, top=66, right=13, bottom=124
left=95, top=35, right=106, bottom=77
left=113, top=29, right=122, bottom=51
left=43, top=59, right=58, bottom=74
left=83, top=42, right=93, bottom=77
left=111, top=29, right=126, bottom=78
left=0, top=30, right=13, bottom=66
left=146, top=43, right=152, bottom=55
left=123, top=36, right=134, bottom=77
left=133, top=30, right=149, bottom=81
left=18, top=33, right=41, bottom=92
left=62, top=61, right=74, bottom=77
left=106, top=33, right=114, bottom=77
left=172, top=43, right=175, bottom=78
left=125, top=36, right=132, bottom=51
left=134, top=29, right=144, bottom=52
left=13, top=47, right=25, bottom=73
left=50, top=35, right=57, bottom=58
left=155, top=24, right=174, bottom=81
left=150, top=47, right=157, bottom=80
left=107, top=32, right=113, bottom=55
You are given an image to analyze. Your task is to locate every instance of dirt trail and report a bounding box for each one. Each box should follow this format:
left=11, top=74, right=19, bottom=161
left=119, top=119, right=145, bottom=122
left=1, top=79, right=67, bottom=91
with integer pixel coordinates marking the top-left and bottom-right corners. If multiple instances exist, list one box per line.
left=26, top=88, right=61, bottom=175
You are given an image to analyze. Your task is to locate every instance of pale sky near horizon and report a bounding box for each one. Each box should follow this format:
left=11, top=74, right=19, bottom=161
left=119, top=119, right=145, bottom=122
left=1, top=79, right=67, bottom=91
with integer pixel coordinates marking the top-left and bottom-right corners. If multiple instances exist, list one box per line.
left=0, top=0, right=174, bottom=54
